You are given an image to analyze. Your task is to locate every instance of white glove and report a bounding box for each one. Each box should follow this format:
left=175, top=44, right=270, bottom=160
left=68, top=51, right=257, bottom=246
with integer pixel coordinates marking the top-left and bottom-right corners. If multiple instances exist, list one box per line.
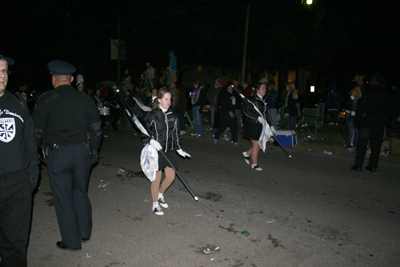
left=149, top=139, right=162, bottom=151
left=229, top=111, right=235, bottom=118
left=271, top=126, right=276, bottom=135
left=177, top=149, right=191, bottom=158
left=257, top=116, right=266, bottom=124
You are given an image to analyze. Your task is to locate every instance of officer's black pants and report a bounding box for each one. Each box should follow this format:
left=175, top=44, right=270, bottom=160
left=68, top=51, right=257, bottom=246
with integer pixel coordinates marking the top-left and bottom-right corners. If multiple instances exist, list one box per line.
left=214, top=112, right=238, bottom=142
left=47, top=144, right=92, bottom=249
left=355, top=117, right=385, bottom=168
left=0, top=170, right=31, bottom=267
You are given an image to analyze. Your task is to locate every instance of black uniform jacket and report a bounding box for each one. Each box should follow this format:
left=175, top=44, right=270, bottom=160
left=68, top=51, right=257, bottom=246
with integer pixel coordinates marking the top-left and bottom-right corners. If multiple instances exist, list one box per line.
left=243, top=93, right=269, bottom=124
left=33, top=84, right=102, bottom=153
left=355, top=84, right=391, bottom=129
left=217, top=89, right=236, bottom=113
left=142, top=107, right=182, bottom=152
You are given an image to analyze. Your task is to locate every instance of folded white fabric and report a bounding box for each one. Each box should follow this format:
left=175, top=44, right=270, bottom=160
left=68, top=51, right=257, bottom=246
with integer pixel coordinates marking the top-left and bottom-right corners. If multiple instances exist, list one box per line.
left=140, top=144, right=159, bottom=182
left=258, top=120, right=274, bottom=153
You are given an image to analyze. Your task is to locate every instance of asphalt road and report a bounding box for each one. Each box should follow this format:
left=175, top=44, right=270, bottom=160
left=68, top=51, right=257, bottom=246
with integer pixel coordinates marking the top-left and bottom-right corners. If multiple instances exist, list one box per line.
left=27, top=127, right=400, bottom=267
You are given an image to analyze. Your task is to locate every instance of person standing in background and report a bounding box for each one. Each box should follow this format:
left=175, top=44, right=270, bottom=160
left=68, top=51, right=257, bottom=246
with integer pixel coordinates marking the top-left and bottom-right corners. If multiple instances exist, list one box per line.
left=284, top=82, right=298, bottom=131
left=191, top=80, right=206, bottom=137
left=266, top=81, right=279, bottom=129
left=206, top=78, right=221, bottom=131
left=351, top=72, right=391, bottom=173
left=326, top=82, right=341, bottom=125
left=168, top=51, right=177, bottom=84
left=145, top=62, right=155, bottom=89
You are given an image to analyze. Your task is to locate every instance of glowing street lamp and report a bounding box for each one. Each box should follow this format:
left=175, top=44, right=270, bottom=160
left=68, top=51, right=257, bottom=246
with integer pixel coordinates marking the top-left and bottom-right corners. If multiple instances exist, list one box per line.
left=301, top=0, right=313, bottom=5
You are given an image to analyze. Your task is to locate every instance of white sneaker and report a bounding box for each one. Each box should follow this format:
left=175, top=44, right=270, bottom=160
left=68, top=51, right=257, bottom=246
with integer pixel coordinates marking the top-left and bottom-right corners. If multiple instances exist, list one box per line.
left=196, top=134, right=201, bottom=138
left=180, top=130, right=186, bottom=135
left=153, top=204, right=164, bottom=216
left=252, top=164, right=262, bottom=171
left=242, top=152, right=250, bottom=165
left=158, top=193, right=169, bottom=209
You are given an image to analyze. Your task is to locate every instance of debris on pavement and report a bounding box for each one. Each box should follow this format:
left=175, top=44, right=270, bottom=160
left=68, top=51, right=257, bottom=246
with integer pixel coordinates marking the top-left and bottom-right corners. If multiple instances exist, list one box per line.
left=203, top=248, right=211, bottom=254
left=323, top=150, right=332, bottom=155
left=240, top=230, right=250, bottom=236
left=117, top=168, right=126, bottom=175
left=38, top=187, right=52, bottom=196
left=98, top=180, right=110, bottom=189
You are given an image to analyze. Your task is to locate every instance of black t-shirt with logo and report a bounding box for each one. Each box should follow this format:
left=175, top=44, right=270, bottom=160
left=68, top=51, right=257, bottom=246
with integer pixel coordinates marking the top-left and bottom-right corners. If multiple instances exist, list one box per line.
left=0, top=91, right=39, bottom=177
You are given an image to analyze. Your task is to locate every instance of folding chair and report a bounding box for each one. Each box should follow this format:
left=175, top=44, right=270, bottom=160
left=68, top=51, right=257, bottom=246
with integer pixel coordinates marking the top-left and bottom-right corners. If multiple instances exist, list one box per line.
left=296, top=108, right=323, bottom=142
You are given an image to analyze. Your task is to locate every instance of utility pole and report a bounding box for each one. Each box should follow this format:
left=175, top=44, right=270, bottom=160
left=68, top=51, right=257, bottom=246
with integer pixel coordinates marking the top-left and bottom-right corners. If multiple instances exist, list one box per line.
left=117, top=12, right=121, bottom=83
left=241, top=5, right=250, bottom=83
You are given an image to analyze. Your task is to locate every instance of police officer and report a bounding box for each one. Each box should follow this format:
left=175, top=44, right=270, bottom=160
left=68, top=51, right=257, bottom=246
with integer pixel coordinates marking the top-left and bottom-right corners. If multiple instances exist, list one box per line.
left=33, top=60, right=102, bottom=251
left=0, top=55, right=40, bottom=266
left=351, top=72, right=391, bottom=173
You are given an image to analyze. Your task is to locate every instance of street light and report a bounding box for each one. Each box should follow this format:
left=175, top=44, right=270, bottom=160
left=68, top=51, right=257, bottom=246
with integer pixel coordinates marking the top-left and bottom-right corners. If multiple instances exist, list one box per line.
left=301, top=0, right=313, bottom=5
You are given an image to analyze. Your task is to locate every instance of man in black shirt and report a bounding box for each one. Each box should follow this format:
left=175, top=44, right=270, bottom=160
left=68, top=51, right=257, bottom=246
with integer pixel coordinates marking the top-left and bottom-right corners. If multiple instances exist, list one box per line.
left=351, top=72, right=391, bottom=173
left=232, top=78, right=244, bottom=134
left=0, top=54, right=40, bottom=266
left=213, top=82, right=241, bottom=146
left=33, top=60, right=102, bottom=251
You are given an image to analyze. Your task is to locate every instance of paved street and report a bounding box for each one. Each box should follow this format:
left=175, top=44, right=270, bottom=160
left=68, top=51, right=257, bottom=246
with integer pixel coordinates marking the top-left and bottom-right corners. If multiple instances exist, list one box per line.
left=28, top=127, right=400, bottom=267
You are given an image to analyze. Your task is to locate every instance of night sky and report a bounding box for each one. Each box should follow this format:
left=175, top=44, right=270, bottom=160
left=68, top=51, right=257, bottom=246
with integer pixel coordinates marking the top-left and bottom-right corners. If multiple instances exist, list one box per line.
left=2, top=0, right=399, bottom=93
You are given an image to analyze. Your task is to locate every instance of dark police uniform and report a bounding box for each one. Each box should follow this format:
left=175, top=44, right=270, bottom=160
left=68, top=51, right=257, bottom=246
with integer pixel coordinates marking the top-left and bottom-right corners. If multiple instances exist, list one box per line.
left=0, top=55, right=40, bottom=266
left=32, top=60, right=102, bottom=250
left=352, top=72, right=391, bottom=172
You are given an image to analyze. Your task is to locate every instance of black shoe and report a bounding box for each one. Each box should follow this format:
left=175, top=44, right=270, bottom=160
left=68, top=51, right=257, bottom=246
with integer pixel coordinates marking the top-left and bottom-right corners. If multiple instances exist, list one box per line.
left=56, top=241, right=81, bottom=251
left=350, top=165, right=362, bottom=171
left=365, top=166, right=377, bottom=173
left=82, top=237, right=90, bottom=243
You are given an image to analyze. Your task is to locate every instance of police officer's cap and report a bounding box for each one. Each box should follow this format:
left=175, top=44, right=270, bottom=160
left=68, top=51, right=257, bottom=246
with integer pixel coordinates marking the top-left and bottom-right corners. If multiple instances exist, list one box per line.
left=0, top=55, right=14, bottom=65
left=47, top=60, right=76, bottom=75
